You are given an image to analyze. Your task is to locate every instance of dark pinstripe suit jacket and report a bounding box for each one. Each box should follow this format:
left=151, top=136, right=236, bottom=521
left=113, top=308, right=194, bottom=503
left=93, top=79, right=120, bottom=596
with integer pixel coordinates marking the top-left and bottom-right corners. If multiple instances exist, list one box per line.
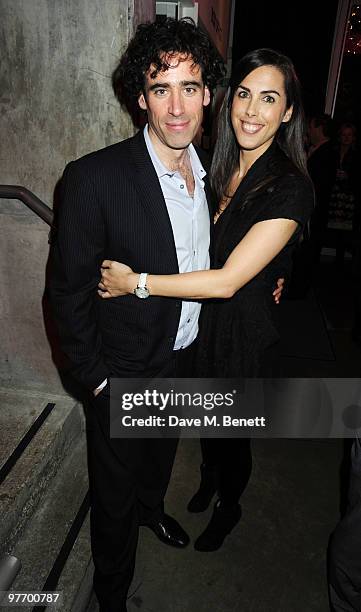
left=50, top=130, right=213, bottom=390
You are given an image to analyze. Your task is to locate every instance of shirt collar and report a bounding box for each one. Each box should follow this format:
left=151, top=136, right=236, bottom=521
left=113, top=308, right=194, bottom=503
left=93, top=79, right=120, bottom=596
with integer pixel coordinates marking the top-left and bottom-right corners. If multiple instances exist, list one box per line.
left=143, top=124, right=207, bottom=180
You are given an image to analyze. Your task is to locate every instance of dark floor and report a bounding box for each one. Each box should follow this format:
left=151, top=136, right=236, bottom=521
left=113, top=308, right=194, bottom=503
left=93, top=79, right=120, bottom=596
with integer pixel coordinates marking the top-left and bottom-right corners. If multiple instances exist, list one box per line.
left=90, top=253, right=361, bottom=612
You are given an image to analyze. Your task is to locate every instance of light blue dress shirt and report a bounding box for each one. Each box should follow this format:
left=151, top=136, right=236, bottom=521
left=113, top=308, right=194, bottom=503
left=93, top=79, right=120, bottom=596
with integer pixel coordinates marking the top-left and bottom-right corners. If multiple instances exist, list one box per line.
left=144, top=125, right=210, bottom=350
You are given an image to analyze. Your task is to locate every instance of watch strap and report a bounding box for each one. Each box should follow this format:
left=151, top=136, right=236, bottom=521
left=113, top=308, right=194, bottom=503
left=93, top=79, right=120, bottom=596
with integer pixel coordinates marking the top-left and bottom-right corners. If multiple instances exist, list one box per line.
left=138, top=273, right=148, bottom=289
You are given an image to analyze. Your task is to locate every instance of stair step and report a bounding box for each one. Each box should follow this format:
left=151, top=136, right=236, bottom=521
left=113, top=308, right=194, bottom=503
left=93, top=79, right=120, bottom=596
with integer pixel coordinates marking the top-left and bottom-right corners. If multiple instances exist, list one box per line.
left=57, top=512, right=93, bottom=612
left=8, top=435, right=89, bottom=603
left=0, top=389, right=83, bottom=553
left=58, top=518, right=150, bottom=612
left=0, top=389, right=50, bottom=472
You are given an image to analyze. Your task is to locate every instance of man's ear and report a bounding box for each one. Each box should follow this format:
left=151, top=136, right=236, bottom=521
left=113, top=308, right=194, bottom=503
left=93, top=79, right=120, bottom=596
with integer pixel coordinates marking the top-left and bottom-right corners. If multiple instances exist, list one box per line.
left=282, top=105, right=293, bottom=123
left=138, top=92, right=147, bottom=111
left=203, top=86, right=211, bottom=107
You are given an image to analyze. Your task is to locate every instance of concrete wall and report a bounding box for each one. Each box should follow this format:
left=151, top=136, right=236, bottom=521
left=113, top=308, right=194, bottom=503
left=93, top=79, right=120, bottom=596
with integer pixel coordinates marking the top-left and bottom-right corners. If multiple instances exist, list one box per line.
left=0, top=0, right=136, bottom=392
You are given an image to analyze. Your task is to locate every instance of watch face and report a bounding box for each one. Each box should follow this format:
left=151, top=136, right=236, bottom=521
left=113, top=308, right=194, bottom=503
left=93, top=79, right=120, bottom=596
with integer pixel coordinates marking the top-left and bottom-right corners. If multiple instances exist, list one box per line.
left=135, top=287, right=149, bottom=299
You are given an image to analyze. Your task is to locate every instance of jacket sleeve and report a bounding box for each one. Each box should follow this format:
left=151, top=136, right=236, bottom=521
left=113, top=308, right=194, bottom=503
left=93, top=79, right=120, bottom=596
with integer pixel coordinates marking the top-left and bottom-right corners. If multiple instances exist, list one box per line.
left=49, top=160, right=110, bottom=390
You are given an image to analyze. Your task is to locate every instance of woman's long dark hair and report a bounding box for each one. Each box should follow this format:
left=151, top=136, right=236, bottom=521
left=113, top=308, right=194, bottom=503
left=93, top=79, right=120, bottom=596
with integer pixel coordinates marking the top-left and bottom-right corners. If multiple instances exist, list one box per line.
left=211, top=48, right=308, bottom=202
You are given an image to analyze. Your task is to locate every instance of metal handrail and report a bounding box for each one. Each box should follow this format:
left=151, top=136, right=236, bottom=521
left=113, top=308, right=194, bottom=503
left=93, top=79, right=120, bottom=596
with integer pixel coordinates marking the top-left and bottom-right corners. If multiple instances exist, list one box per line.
left=0, top=185, right=54, bottom=227
left=0, top=554, right=21, bottom=598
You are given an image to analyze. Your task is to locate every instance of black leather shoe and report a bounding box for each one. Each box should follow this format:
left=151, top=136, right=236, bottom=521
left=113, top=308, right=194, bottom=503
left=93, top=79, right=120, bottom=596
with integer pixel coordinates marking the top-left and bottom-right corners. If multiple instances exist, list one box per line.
left=187, top=463, right=217, bottom=513
left=144, top=513, right=190, bottom=548
left=194, top=500, right=242, bottom=552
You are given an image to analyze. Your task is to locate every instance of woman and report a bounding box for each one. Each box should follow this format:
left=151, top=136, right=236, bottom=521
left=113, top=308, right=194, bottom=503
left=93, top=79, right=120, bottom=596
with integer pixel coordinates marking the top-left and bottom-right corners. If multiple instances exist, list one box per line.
left=98, top=49, right=314, bottom=551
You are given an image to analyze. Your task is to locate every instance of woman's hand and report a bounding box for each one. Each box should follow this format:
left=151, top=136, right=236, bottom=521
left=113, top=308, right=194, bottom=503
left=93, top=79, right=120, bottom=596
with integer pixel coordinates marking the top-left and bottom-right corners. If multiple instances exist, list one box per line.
left=98, top=260, right=136, bottom=298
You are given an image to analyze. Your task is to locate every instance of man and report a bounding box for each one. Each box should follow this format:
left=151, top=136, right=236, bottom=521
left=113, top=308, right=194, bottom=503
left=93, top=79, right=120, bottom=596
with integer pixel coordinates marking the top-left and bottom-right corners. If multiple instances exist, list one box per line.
left=307, top=113, right=338, bottom=265
left=50, top=17, right=283, bottom=610
left=329, top=436, right=361, bottom=611
left=50, top=17, right=224, bottom=612
left=287, top=113, right=337, bottom=297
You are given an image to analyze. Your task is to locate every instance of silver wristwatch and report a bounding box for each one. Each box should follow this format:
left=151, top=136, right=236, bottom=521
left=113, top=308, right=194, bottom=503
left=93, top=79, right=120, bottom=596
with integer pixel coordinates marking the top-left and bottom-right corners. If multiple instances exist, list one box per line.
left=134, top=273, right=149, bottom=299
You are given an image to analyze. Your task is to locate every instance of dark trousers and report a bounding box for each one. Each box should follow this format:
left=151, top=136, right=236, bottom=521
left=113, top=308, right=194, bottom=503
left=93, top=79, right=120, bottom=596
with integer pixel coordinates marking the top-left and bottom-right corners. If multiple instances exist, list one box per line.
left=86, top=343, right=196, bottom=612
left=352, top=230, right=361, bottom=337
left=329, top=437, right=361, bottom=611
left=200, top=438, right=252, bottom=505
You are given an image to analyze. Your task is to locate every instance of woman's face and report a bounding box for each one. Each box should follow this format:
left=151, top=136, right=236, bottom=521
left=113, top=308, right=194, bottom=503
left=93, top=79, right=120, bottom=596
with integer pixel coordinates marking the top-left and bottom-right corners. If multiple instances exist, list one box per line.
left=231, top=65, right=293, bottom=158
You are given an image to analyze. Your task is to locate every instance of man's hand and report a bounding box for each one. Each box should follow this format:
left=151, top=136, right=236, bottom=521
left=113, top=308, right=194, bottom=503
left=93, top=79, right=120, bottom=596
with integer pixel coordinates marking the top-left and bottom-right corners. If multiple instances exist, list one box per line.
left=94, top=378, right=108, bottom=396
left=273, top=277, right=285, bottom=304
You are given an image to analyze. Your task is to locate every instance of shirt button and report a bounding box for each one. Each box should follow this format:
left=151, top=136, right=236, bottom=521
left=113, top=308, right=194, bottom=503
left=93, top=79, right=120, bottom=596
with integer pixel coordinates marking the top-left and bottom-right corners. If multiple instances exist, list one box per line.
left=187, top=319, right=190, bottom=323
left=180, top=184, right=184, bottom=189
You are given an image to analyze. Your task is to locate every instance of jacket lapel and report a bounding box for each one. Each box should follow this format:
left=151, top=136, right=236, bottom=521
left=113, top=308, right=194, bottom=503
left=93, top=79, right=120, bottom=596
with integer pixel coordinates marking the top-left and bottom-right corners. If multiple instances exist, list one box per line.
left=203, top=175, right=214, bottom=219
left=193, top=145, right=215, bottom=249
left=203, top=173, right=215, bottom=251
left=127, top=131, right=179, bottom=272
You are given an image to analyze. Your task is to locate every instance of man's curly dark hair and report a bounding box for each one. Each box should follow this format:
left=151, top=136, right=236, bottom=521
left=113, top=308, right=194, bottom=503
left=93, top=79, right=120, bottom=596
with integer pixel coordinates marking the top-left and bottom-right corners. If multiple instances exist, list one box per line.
left=112, top=17, right=225, bottom=112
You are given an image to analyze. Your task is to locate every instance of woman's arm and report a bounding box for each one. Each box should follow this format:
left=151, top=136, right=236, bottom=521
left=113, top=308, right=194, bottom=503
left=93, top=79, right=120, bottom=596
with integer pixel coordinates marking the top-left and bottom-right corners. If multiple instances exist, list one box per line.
left=99, top=218, right=297, bottom=299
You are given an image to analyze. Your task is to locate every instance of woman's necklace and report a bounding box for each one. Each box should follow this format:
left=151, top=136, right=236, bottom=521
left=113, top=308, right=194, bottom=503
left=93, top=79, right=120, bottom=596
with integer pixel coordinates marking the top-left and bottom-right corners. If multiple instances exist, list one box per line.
left=214, top=197, right=230, bottom=223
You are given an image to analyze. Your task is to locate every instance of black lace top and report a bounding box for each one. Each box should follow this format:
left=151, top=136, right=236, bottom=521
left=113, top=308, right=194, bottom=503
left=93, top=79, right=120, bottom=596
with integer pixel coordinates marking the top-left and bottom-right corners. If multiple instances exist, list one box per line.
left=196, top=142, right=314, bottom=377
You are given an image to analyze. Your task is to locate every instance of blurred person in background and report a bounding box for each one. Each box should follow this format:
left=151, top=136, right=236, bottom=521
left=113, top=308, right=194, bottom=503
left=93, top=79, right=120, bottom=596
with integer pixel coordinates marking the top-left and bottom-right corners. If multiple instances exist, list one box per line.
left=329, top=435, right=361, bottom=612
left=307, top=113, right=338, bottom=265
left=326, top=123, right=360, bottom=267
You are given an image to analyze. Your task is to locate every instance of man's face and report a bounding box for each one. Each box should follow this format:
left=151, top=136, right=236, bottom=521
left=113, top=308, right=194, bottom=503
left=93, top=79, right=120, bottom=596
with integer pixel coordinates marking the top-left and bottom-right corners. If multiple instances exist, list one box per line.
left=308, top=119, right=321, bottom=146
left=138, top=54, right=210, bottom=158
left=340, top=127, right=354, bottom=146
